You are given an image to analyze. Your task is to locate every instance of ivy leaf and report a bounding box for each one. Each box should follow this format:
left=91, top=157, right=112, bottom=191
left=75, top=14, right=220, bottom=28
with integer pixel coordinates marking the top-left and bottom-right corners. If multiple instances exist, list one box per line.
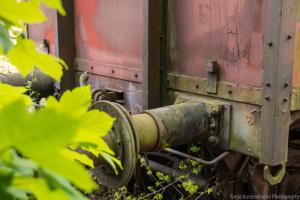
left=12, top=177, right=70, bottom=200
left=207, top=188, right=213, bottom=195
left=9, top=188, right=28, bottom=200
left=72, top=135, right=114, bottom=156
left=80, top=110, right=114, bottom=137
left=0, top=1, right=46, bottom=27
left=0, top=100, right=98, bottom=191
left=46, top=86, right=115, bottom=155
left=45, top=86, right=119, bottom=172
left=71, top=110, right=115, bottom=156
left=61, top=149, right=94, bottom=168
left=46, top=85, right=91, bottom=116
left=45, top=86, right=89, bottom=118
left=8, top=38, right=66, bottom=81
left=0, top=172, right=14, bottom=200
left=3, top=150, right=37, bottom=177
left=41, top=169, right=87, bottom=200
left=0, top=83, right=32, bottom=111
left=99, top=152, right=122, bottom=175
left=40, top=0, right=66, bottom=16
left=0, top=24, right=12, bottom=53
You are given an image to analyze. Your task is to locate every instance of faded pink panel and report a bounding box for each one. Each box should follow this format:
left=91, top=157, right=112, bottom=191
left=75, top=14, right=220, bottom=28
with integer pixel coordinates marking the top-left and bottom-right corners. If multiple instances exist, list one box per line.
left=168, top=0, right=265, bottom=87
left=74, top=0, right=144, bottom=68
left=28, top=6, right=56, bottom=54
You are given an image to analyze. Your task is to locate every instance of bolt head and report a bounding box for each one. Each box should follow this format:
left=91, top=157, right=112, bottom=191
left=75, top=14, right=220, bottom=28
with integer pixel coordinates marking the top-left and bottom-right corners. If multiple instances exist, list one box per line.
left=208, top=136, right=219, bottom=147
left=268, top=42, right=273, bottom=47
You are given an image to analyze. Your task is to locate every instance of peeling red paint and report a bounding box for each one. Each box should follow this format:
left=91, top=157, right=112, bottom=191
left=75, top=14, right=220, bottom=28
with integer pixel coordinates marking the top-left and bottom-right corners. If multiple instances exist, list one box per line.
left=74, top=0, right=144, bottom=69
left=167, top=0, right=264, bottom=87
left=27, top=6, right=56, bottom=54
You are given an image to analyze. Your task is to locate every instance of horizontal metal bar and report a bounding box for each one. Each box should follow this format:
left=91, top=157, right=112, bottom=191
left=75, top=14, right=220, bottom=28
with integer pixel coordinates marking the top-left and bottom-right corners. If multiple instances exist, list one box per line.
left=75, top=58, right=143, bottom=83
left=163, top=148, right=229, bottom=166
left=165, top=73, right=263, bottom=105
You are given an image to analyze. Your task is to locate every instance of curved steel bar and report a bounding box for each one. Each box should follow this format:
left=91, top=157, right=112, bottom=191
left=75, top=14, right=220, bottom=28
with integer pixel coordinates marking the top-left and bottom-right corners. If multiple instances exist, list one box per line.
left=163, top=148, right=229, bottom=166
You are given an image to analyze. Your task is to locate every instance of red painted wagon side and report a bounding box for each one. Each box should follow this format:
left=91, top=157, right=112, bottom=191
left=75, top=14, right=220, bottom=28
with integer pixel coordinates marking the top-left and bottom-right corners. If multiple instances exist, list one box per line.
left=27, top=0, right=300, bottom=187
left=27, top=6, right=56, bottom=55
left=73, top=0, right=148, bottom=114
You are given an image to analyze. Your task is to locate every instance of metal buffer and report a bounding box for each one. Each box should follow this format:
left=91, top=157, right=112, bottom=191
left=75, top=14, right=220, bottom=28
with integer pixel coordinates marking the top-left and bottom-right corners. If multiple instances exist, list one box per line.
left=90, top=100, right=226, bottom=188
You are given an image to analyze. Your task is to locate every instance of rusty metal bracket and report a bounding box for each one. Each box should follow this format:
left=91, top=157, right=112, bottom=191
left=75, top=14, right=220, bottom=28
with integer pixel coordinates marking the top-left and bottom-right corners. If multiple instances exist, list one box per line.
left=205, top=60, right=219, bottom=94
left=75, top=58, right=143, bottom=83
left=165, top=73, right=263, bottom=105
left=79, top=71, right=89, bottom=86
left=173, top=93, right=232, bottom=150
left=38, top=39, right=50, bottom=54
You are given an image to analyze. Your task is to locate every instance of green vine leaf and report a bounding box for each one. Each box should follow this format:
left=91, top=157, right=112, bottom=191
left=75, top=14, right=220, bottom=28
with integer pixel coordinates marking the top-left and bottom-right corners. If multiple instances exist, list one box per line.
left=8, top=38, right=66, bottom=81
left=0, top=99, right=98, bottom=192
left=40, top=169, right=88, bottom=200
left=12, top=177, right=70, bottom=200
left=61, top=149, right=94, bottom=168
left=40, top=0, right=66, bottom=16
left=0, top=24, right=12, bottom=54
left=0, top=1, right=46, bottom=27
left=0, top=83, right=32, bottom=111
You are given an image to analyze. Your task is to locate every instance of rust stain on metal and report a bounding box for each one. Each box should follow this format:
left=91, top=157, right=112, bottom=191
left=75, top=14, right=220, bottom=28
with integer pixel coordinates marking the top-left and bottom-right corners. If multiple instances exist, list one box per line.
left=165, top=73, right=263, bottom=105
left=166, top=0, right=264, bottom=87
left=75, top=58, right=143, bottom=83
left=74, top=0, right=144, bottom=69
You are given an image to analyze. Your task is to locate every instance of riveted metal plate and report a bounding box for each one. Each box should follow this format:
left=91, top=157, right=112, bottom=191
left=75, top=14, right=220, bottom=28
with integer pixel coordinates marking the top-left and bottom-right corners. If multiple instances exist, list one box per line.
left=165, top=73, right=263, bottom=105
left=260, top=0, right=297, bottom=166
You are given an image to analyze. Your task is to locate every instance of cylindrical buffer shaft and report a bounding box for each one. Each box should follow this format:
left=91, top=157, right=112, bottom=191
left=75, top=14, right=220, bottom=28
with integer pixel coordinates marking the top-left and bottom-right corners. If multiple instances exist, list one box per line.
left=90, top=100, right=222, bottom=188
left=132, top=102, right=218, bottom=152
left=132, top=114, right=159, bottom=152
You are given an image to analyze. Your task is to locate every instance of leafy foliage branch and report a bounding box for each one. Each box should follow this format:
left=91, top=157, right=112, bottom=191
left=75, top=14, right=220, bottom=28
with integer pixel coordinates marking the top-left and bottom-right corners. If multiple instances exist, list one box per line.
left=0, top=1, right=118, bottom=199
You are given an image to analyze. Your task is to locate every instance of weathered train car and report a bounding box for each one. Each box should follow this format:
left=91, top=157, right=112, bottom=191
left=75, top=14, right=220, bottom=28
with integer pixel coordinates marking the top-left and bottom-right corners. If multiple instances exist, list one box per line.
left=27, top=0, right=300, bottom=196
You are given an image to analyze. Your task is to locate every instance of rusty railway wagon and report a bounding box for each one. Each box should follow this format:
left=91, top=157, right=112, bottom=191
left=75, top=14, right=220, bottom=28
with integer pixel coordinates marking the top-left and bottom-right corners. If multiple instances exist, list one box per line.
left=10, top=0, right=300, bottom=197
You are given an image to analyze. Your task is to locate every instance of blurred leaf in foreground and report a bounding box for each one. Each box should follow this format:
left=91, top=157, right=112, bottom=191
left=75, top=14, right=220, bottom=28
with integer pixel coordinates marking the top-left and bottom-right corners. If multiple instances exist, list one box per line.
left=8, top=38, right=66, bottom=81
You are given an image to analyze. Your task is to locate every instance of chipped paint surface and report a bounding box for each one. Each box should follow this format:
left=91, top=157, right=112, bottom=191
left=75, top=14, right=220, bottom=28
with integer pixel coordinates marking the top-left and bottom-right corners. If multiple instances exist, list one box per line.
left=74, top=0, right=144, bottom=68
left=166, top=91, right=261, bottom=158
left=167, top=0, right=265, bottom=87
left=27, top=6, right=56, bottom=54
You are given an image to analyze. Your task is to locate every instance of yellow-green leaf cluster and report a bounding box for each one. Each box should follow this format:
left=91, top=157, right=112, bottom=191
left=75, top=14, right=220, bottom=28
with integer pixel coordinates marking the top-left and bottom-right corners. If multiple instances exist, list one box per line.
left=0, top=1, right=46, bottom=27
left=0, top=99, right=97, bottom=192
left=0, top=0, right=66, bottom=80
left=45, top=85, right=119, bottom=171
left=0, top=1, right=118, bottom=199
left=0, top=83, right=32, bottom=110
left=0, top=85, right=117, bottom=199
left=7, top=39, right=66, bottom=81
left=0, top=0, right=65, bottom=27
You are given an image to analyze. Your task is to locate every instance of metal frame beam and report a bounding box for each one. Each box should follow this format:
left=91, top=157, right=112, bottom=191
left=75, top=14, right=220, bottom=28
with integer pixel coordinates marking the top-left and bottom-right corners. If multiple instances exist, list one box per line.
left=142, top=0, right=161, bottom=109
left=260, top=0, right=297, bottom=165
left=55, top=0, right=76, bottom=91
